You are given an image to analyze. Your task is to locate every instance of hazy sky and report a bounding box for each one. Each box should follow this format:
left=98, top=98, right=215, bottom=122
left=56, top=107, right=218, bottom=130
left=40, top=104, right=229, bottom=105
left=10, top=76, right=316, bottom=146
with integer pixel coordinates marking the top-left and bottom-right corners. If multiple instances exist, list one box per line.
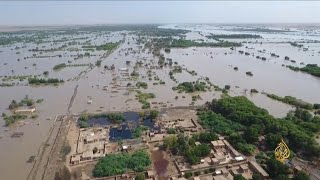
left=1, top=1, right=320, bottom=25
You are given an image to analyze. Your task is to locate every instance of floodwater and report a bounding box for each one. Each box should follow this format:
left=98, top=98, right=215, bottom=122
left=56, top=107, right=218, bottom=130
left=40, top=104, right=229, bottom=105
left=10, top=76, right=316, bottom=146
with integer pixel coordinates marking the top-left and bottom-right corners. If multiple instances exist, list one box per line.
left=85, top=111, right=157, bottom=141
left=109, top=124, right=132, bottom=141
left=0, top=24, right=320, bottom=179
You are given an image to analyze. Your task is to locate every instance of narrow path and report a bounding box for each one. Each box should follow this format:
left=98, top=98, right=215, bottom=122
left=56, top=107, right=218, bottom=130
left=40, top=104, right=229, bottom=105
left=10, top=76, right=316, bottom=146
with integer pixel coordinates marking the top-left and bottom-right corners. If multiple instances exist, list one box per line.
left=67, top=84, right=78, bottom=114
left=26, top=126, right=54, bottom=180
left=27, top=116, right=62, bottom=180
left=41, top=116, right=69, bottom=180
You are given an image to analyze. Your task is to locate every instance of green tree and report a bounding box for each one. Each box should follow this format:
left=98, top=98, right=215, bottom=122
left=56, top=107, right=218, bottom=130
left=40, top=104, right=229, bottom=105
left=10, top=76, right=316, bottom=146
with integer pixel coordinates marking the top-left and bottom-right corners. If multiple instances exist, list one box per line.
left=93, top=150, right=151, bottom=177
left=275, top=174, right=289, bottom=180
left=135, top=173, right=145, bottom=180
left=244, top=125, right=260, bottom=143
left=167, top=128, right=176, bottom=134
left=234, top=175, right=246, bottom=180
left=265, top=133, right=282, bottom=150
left=184, top=172, right=193, bottom=178
left=163, top=135, right=177, bottom=150
left=252, top=173, right=262, bottom=180
left=266, top=157, right=289, bottom=178
left=149, top=110, right=159, bottom=119
left=294, top=171, right=310, bottom=180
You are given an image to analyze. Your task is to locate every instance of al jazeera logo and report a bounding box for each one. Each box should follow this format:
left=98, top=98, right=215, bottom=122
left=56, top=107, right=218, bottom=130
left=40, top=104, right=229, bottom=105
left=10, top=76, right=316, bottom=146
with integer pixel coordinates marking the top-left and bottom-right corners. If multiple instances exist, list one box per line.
left=274, top=139, right=290, bottom=163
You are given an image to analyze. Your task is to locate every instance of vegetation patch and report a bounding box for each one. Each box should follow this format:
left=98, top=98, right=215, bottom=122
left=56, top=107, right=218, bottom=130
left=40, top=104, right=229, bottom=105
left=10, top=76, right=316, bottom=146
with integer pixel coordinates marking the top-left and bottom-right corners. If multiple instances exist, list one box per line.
left=132, top=125, right=148, bottom=138
left=53, top=63, right=67, bottom=70
left=28, top=78, right=64, bottom=85
left=300, top=64, right=320, bottom=77
left=202, top=96, right=320, bottom=159
left=82, top=42, right=120, bottom=51
left=78, top=112, right=125, bottom=127
left=172, top=81, right=209, bottom=93
left=170, top=39, right=241, bottom=48
left=136, top=82, right=148, bottom=89
left=3, top=113, right=28, bottom=126
left=163, top=132, right=218, bottom=165
left=95, top=60, right=102, bottom=66
left=93, top=150, right=151, bottom=177
left=135, top=90, right=155, bottom=109
left=9, top=95, right=36, bottom=110
left=286, top=64, right=320, bottom=77
left=289, top=42, right=303, bottom=48
left=138, top=110, right=159, bottom=120
left=197, top=111, right=245, bottom=136
left=206, top=34, right=262, bottom=39
left=266, top=93, right=314, bottom=110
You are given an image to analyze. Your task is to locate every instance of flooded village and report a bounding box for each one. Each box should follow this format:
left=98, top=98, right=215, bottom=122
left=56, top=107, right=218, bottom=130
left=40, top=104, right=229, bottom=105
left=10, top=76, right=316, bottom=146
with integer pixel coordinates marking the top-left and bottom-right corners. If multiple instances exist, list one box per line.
left=0, top=24, right=320, bottom=180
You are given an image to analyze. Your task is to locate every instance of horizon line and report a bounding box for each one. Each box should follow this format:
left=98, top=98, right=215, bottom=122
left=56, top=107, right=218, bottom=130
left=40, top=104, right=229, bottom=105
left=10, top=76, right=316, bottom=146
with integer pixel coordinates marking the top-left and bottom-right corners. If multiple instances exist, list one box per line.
left=2, top=22, right=320, bottom=27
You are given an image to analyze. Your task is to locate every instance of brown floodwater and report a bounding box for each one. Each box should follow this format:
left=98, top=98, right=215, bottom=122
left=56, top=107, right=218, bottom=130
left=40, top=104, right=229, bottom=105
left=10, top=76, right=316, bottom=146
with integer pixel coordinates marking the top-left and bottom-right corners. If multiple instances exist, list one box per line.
left=0, top=24, right=320, bottom=179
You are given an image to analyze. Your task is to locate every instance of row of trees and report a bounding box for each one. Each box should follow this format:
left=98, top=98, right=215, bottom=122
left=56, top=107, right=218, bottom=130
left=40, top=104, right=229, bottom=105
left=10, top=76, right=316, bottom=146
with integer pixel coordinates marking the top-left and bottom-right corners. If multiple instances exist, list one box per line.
left=53, top=63, right=66, bottom=70
left=206, top=34, right=262, bottom=39
left=287, top=64, right=320, bottom=78
left=300, top=64, right=320, bottom=77
left=82, top=42, right=120, bottom=51
left=28, top=77, right=64, bottom=84
left=266, top=94, right=314, bottom=110
left=170, top=39, right=242, bottom=48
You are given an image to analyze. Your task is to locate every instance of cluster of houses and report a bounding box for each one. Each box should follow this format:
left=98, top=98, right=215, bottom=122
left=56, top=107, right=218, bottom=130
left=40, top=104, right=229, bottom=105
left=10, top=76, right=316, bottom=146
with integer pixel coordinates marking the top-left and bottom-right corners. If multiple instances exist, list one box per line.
left=173, top=138, right=269, bottom=180
left=70, top=128, right=108, bottom=165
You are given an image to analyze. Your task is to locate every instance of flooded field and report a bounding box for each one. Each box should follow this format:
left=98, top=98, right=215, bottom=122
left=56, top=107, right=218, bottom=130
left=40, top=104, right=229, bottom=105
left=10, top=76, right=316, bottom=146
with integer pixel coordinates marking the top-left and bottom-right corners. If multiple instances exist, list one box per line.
left=1, top=24, right=320, bottom=179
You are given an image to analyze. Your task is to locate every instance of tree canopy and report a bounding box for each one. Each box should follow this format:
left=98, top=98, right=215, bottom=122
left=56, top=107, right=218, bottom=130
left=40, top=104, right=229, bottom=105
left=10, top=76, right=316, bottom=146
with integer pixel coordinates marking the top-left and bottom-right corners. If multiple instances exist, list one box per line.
left=93, top=150, right=151, bottom=177
left=200, top=96, right=320, bottom=158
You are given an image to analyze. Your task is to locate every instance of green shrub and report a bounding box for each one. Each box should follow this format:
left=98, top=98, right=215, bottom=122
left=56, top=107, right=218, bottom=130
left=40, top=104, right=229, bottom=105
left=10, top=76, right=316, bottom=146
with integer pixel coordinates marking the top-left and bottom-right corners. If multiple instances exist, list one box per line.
left=184, top=172, right=193, bottom=178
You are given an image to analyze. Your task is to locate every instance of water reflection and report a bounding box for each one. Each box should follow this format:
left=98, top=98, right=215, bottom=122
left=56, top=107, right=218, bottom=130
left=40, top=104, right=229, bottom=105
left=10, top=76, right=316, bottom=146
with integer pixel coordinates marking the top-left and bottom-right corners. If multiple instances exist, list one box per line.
left=84, top=111, right=158, bottom=141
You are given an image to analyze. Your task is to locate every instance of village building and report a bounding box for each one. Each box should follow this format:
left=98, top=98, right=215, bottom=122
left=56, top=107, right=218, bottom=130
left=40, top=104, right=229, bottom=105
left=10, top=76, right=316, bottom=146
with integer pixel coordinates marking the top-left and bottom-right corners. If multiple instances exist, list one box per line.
left=70, top=127, right=108, bottom=165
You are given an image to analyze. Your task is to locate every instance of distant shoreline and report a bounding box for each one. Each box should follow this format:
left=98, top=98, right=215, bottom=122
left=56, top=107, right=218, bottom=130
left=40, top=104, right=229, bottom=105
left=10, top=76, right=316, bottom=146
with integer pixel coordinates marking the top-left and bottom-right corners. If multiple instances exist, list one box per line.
left=1, top=23, right=320, bottom=32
